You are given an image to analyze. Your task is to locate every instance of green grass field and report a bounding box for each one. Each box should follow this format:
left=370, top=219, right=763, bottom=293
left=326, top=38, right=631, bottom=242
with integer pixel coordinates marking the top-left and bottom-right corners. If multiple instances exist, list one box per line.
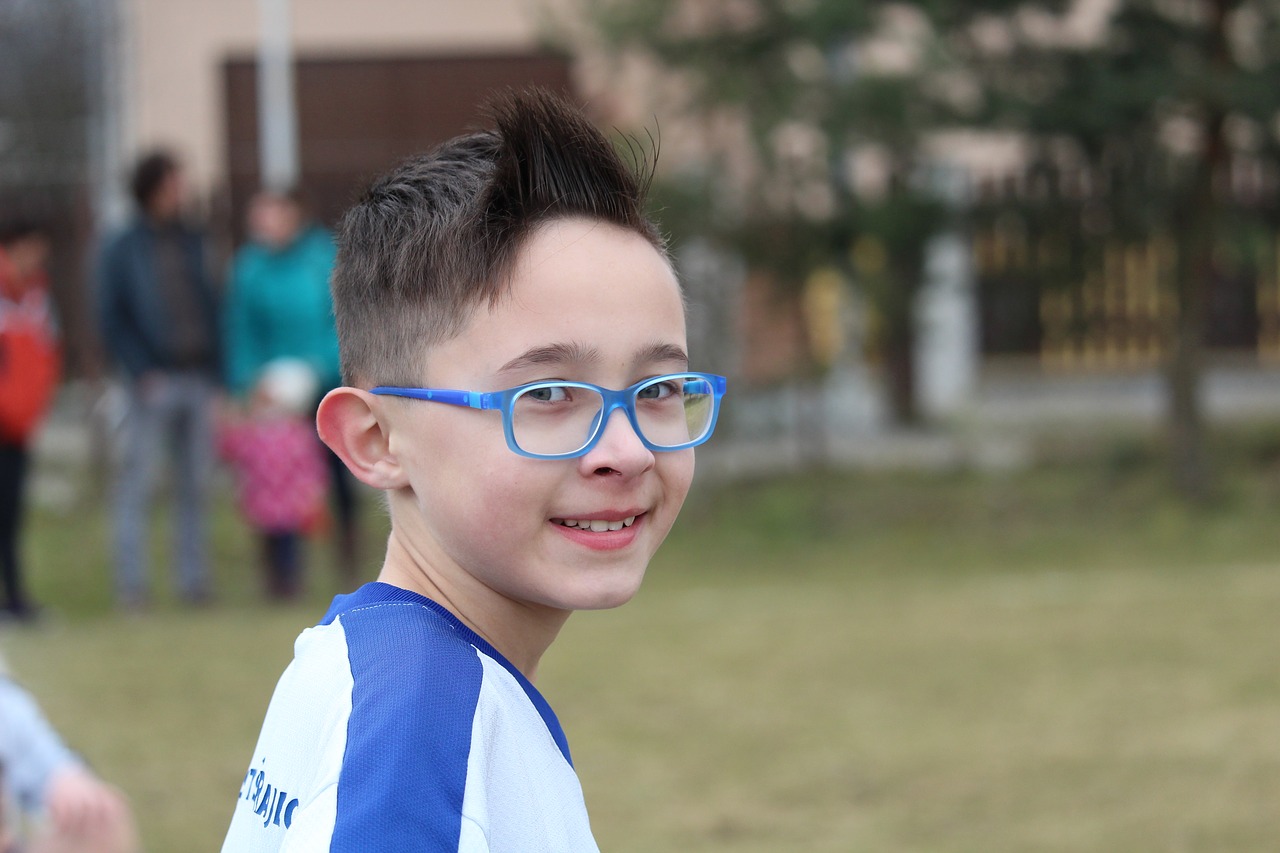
left=3, top=429, right=1279, bottom=851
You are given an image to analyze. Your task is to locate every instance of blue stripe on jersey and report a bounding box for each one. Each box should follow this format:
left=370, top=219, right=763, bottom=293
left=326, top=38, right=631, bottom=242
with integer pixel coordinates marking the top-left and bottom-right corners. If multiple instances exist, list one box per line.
left=330, top=596, right=482, bottom=849
left=322, top=584, right=573, bottom=767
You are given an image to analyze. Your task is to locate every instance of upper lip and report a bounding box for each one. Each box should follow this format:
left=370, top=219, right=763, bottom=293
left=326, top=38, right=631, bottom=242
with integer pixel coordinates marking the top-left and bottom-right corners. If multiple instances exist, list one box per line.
left=551, top=508, right=646, bottom=522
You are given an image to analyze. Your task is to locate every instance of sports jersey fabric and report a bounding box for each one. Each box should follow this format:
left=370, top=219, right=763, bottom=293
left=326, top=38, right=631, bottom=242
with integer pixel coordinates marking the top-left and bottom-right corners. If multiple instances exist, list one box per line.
left=221, top=582, right=599, bottom=852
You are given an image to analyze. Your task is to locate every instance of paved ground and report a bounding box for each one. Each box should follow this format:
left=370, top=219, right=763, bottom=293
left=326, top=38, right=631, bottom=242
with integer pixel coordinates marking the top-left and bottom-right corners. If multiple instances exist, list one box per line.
left=969, top=360, right=1280, bottom=427
left=702, top=360, right=1280, bottom=480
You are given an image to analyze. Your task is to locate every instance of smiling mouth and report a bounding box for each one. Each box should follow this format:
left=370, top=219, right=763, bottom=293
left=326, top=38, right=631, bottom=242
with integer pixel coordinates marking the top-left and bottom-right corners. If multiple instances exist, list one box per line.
left=552, top=516, right=638, bottom=532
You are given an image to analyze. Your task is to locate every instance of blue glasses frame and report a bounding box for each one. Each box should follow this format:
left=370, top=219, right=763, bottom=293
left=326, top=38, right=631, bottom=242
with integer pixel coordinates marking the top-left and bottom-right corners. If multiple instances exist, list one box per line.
left=371, top=372, right=727, bottom=460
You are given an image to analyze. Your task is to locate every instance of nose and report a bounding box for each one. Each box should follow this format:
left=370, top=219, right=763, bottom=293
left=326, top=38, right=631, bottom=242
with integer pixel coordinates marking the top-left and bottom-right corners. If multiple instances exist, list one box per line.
left=578, top=408, right=655, bottom=478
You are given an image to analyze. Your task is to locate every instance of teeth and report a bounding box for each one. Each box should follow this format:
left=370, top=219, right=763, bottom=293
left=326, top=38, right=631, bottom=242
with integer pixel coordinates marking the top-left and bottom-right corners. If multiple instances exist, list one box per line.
left=557, top=516, right=637, bottom=531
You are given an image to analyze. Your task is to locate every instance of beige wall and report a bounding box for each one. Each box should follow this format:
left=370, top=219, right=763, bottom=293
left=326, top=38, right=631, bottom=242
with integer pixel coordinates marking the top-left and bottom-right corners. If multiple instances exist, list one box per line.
left=123, top=0, right=551, bottom=199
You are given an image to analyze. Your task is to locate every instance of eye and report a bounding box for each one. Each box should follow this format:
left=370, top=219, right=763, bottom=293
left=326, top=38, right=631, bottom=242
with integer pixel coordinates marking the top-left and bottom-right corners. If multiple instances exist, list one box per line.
left=636, top=378, right=679, bottom=400
left=523, top=384, right=571, bottom=403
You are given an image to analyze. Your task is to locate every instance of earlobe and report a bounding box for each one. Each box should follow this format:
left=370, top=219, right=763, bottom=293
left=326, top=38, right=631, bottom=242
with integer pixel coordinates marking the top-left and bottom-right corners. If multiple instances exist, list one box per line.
left=316, top=388, right=407, bottom=489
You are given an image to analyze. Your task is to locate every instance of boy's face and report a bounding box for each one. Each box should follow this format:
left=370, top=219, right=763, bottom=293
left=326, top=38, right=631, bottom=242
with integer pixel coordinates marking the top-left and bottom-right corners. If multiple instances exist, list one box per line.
left=385, top=217, right=694, bottom=614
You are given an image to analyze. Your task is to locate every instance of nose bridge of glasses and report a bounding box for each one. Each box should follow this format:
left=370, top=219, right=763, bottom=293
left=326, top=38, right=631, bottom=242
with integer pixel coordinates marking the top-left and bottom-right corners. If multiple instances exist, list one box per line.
left=595, top=394, right=646, bottom=443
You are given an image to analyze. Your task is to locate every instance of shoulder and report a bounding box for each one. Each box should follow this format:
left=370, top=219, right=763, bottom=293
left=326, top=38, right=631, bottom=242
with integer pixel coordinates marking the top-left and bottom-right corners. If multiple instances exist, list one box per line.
left=183, top=224, right=210, bottom=252
left=298, top=227, right=337, bottom=264
left=101, top=222, right=141, bottom=257
left=301, top=225, right=334, bottom=249
left=246, top=602, right=491, bottom=772
left=310, top=585, right=511, bottom=731
left=231, top=241, right=264, bottom=265
left=335, top=600, right=487, bottom=717
left=228, top=243, right=268, bottom=281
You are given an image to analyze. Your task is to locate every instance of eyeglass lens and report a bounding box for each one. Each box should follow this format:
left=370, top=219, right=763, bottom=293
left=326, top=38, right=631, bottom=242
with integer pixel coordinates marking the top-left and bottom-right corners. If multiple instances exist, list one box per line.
left=510, top=375, right=715, bottom=456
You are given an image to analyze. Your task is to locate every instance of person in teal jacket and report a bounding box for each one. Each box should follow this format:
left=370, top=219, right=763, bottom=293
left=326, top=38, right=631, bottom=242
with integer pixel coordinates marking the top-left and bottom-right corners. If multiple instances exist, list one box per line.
left=224, top=192, right=340, bottom=396
left=223, top=190, right=360, bottom=584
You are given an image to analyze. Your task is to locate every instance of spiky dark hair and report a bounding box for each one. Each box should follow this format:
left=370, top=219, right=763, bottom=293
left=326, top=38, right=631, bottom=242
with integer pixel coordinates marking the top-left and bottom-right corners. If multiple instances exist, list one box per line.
left=332, top=87, right=666, bottom=386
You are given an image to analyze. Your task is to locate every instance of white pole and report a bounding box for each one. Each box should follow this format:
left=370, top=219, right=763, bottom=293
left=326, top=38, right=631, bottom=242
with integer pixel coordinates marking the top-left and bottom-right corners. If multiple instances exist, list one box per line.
left=90, top=0, right=133, bottom=230
left=257, top=0, right=298, bottom=192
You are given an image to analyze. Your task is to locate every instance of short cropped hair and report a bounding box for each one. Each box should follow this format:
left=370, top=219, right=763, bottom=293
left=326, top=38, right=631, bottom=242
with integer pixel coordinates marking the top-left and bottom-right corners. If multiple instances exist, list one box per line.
left=331, top=88, right=665, bottom=386
left=130, top=150, right=179, bottom=210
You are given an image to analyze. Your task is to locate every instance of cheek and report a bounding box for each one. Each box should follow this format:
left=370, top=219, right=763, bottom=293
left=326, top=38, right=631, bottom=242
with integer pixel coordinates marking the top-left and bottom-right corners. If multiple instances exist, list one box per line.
left=404, top=414, right=509, bottom=520
left=472, top=468, right=541, bottom=520
left=438, top=465, right=566, bottom=586
left=428, top=445, right=554, bottom=544
left=658, top=453, right=696, bottom=520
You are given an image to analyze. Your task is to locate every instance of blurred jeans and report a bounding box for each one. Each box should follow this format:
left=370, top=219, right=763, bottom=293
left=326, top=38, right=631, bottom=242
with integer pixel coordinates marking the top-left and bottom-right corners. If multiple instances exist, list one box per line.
left=112, top=371, right=215, bottom=606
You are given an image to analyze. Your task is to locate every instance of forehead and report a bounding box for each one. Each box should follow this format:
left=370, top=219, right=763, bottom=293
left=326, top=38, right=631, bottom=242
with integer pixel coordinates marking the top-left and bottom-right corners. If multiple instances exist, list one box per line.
left=431, top=219, right=686, bottom=382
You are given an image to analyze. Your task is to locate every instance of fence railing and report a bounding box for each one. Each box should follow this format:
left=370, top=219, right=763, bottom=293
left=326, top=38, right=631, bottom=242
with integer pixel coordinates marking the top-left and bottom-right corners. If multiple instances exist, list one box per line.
left=975, top=227, right=1280, bottom=370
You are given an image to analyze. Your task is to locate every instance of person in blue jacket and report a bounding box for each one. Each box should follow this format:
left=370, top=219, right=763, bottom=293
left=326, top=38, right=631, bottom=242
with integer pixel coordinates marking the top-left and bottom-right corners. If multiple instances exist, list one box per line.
left=98, top=150, right=220, bottom=609
left=223, top=190, right=360, bottom=583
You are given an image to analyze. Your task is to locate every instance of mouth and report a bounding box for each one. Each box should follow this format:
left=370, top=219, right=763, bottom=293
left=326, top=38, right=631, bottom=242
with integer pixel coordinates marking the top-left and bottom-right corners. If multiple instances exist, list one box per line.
left=551, top=515, right=639, bottom=533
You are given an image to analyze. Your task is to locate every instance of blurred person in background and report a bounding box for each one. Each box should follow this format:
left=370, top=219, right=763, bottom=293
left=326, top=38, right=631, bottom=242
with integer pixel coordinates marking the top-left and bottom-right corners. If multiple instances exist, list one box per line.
left=217, top=358, right=328, bottom=602
left=223, top=190, right=361, bottom=585
left=0, top=655, right=138, bottom=853
left=0, top=216, right=60, bottom=623
left=97, top=150, right=220, bottom=610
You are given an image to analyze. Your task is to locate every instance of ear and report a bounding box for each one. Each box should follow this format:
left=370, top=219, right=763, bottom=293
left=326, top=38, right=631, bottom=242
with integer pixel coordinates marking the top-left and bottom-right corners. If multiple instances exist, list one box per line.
left=316, top=387, right=408, bottom=490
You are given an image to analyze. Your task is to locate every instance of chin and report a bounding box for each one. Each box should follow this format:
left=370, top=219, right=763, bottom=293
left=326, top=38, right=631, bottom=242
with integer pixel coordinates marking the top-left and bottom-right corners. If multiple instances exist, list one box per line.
left=566, top=571, right=647, bottom=612
left=577, top=591, right=640, bottom=612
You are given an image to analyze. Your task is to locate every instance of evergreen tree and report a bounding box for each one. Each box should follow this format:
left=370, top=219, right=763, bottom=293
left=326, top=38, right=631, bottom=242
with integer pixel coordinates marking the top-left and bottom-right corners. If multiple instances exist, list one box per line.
left=961, top=0, right=1280, bottom=500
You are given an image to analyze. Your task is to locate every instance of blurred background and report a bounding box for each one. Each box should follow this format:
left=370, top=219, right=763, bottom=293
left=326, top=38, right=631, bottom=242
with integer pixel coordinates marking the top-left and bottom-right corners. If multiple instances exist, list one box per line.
left=1, top=0, right=1278, bottom=850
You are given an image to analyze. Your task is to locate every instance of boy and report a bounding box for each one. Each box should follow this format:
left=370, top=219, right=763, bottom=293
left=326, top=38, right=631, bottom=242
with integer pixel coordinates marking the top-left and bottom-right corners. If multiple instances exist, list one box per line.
left=221, top=89, right=726, bottom=851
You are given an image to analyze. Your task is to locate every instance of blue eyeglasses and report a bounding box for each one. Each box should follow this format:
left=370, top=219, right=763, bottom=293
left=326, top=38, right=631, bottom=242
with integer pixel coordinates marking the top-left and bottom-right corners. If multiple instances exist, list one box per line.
left=372, top=372, right=727, bottom=460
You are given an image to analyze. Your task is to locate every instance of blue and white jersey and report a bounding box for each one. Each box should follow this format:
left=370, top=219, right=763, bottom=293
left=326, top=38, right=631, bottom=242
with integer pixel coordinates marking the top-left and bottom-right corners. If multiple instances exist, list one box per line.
left=221, top=583, right=598, bottom=852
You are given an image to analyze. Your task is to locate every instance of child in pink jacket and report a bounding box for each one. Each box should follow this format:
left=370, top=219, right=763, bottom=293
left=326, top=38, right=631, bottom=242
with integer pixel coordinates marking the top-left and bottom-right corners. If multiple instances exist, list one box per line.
left=219, top=359, right=328, bottom=601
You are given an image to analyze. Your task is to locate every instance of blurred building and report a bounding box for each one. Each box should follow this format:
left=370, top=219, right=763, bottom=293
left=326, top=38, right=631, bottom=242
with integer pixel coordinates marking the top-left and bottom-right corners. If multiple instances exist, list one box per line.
left=102, top=0, right=578, bottom=234
left=0, top=0, right=577, bottom=381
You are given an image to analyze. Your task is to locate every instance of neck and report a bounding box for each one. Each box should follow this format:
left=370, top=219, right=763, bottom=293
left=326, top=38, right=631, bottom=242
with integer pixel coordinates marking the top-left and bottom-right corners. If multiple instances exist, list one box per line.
left=377, top=526, right=569, bottom=681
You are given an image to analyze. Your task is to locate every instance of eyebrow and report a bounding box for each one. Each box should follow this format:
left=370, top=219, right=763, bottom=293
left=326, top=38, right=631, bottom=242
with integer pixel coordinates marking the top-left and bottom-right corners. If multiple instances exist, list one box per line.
left=636, top=341, right=690, bottom=367
left=498, top=342, right=599, bottom=374
left=497, top=341, right=690, bottom=375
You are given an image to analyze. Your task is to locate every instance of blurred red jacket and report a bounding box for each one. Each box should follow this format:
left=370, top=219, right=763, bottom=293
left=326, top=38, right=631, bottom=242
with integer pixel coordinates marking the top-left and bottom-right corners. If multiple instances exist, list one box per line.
left=0, top=248, right=60, bottom=446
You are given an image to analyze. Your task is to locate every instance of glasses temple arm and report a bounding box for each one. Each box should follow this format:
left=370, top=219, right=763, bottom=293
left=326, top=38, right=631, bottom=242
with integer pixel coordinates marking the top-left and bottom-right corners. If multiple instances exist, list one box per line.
left=369, top=387, right=490, bottom=408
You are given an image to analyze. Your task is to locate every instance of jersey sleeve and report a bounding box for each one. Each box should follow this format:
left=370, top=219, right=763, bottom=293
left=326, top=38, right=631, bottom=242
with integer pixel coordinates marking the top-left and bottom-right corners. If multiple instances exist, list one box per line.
left=328, top=603, right=487, bottom=851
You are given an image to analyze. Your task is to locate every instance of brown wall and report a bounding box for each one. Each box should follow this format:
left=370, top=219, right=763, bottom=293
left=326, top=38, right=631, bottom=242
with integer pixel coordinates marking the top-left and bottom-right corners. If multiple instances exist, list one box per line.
left=222, top=52, right=574, bottom=233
